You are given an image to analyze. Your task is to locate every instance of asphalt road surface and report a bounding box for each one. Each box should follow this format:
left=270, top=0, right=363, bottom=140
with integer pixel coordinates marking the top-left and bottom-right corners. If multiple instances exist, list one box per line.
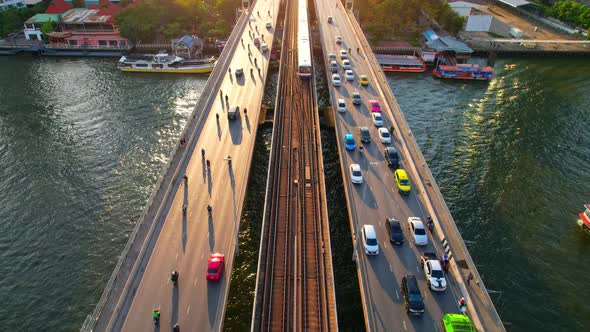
left=117, top=2, right=280, bottom=331
left=315, top=2, right=463, bottom=331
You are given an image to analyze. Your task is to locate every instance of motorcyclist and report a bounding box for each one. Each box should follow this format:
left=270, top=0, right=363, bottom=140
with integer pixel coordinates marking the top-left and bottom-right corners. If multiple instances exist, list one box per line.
left=227, top=155, right=232, bottom=166
left=427, top=216, right=434, bottom=232
left=173, top=323, right=180, bottom=332
left=182, top=204, right=187, bottom=216
left=182, top=174, right=188, bottom=183
left=206, top=159, right=211, bottom=169
left=201, top=148, right=205, bottom=157
left=171, top=271, right=179, bottom=285
left=357, top=47, right=360, bottom=53
left=244, top=108, right=247, bottom=116
left=442, top=254, right=449, bottom=271
left=207, top=204, right=212, bottom=216
left=216, top=113, right=219, bottom=120
left=153, top=309, right=160, bottom=324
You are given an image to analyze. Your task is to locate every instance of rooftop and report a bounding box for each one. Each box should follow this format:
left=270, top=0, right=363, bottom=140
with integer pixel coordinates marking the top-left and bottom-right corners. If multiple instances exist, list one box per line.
left=375, top=54, right=424, bottom=66
left=426, top=36, right=474, bottom=53
left=61, top=8, right=112, bottom=24
left=495, top=0, right=541, bottom=8
left=25, top=13, right=62, bottom=24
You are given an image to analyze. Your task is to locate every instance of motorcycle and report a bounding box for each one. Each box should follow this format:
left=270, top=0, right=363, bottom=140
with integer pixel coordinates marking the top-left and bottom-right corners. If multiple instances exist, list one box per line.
left=171, top=271, right=179, bottom=287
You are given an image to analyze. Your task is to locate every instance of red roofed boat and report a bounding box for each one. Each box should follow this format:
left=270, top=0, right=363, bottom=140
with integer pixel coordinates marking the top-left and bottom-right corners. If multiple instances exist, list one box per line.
left=578, top=204, right=590, bottom=233
left=375, top=54, right=426, bottom=73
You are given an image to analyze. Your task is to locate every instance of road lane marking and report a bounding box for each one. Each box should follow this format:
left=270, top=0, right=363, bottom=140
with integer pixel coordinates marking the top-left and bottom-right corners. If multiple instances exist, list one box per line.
left=186, top=305, right=191, bottom=315
left=403, top=321, right=407, bottom=330
left=176, top=253, right=179, bottom=260
left=395, top=290, right=400, bottom=300
left=389, top=264, right=393, bottom=272
left=194, top=278, right=198, bottom=286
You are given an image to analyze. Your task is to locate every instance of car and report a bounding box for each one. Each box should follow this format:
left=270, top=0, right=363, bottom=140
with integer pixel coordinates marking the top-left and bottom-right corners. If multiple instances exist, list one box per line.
left=206, top=253, right=225, bottom=281
left=378, top=127, right=391, bottom=144
left=345, top=133, right=355, bottom=151
left=228, top=105, right=239, bottom=120
left=421, top=253, right=447, bottom=291
left=350, top=164, right=363, bottom=184
left=395, top=169, right=411, bottom=194
left=327, top=16, right=333, bottom=23
left=337, top=98, right=346, bottom=112
left=359, top=126, right=371, bottom=143
left=352, top=92, right=361, bottom=105
left=261, top=42, right=269, bottom=52
left=345, top=69, right=354, bottom=81
left=265, top=22, right=272, bottom=29
left=362, top=224, right=379, bottom=255
left=372, top=112, right=383, bottom=126
left=408, top=217, right=428, bottom=246
left=340, top=49, right=348, bottom=59
left=401, top=275, right=425, bottom=316
left=384, top=147, right=400, bottom=168
left=330, top=60, right=338, bottom=73
left=342, top=59, right=351, bottom=69
left=235, top=67, right=244, bottom=77
left=369, top=100, right=381, bottom=112
left=385, top=218, right=404, bottom=244
left=332, top=73, right=341, bottom=87
left=336, top=36, right=342, bottom=44
left=359, top=75, right=369, bottom=86
left=328, top=53, right=336, bottom=61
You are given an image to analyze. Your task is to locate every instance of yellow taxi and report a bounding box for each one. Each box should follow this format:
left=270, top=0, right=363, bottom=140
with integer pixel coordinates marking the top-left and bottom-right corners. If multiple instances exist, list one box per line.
left=359, top=75, right=369, bottom=86
left=394, top=169, right=411, bottom=194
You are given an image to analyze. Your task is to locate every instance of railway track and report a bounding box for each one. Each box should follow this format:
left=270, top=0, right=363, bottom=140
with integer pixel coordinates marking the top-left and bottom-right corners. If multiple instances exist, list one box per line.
left=258, top=0, right=330, bottom=330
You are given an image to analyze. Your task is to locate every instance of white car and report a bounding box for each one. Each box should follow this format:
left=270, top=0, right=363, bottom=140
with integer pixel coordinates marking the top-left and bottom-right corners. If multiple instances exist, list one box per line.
left=337, top=98, right=346, bottom=112
left=265, top=22, right=272, bottom=29
left=261, top=42, right=269, bottom=52
left=332, top=73, right=341, bottom=87
left=362, top=224, right=379, bottom=255
left=336, top=36, right=342, bottom=44
left=372, top=112, right=383, bottom=126
left=330, top=60, right=338, bottom=73
left=423, top=258, right=447, bottom=291
left=350, top=164, right=362, bottom=184
left=378, top=127, right=391, bottom=144
left=340, top=49, right=348, bottom=59
left=345, top=69, right=354, bottom=81
left=342, top=59, right=351, bottom=69
left=329, top=53, right=336, bottom=61
left=408, top=217, right=428, bottom=246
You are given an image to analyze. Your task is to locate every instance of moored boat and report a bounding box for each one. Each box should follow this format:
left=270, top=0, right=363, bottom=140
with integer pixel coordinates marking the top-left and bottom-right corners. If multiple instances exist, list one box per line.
left=375, top=54, right=426, bottom=73
left=577, top=204, right=590, bottom=234
left=117, top=53, right=216, bottom=74
left=433, top=63, right=494, bottom=80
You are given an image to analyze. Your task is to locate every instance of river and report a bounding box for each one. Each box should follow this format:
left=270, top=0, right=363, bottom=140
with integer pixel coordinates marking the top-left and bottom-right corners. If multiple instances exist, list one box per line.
left=0, top=55, right=588, bottom=331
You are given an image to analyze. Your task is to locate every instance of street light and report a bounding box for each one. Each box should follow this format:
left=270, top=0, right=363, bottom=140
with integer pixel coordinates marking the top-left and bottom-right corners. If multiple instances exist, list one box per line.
left=352, top=161, right=379, bottom=261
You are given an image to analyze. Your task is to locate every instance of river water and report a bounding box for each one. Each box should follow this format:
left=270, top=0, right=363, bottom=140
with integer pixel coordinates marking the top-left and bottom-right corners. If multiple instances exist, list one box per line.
left=0, top=55, right=588, bottom=331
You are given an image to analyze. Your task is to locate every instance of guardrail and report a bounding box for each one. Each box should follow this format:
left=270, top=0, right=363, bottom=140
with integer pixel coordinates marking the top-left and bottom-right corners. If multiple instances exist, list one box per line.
left=80, top=10, right=250, bottom=332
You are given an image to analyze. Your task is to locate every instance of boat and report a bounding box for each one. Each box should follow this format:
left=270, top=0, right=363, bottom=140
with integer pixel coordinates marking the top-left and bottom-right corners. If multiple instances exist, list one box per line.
left=433, top=63, right=494, bottom=80
left=117, top=53, right=216, bottom=73
left=577, top=204, right=590, bottom=234
left=375, top=54, right=426, bottom=73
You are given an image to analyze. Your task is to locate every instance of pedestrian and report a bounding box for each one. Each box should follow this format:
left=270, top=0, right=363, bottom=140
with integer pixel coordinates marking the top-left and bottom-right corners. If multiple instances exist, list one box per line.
left=225, top=94, right=228, bottom=103
left=219, top=89, right=223, bottom=97
left=357, top=47, right=360, bottom=53
left=254, top=58, right=257, bottom=66
left=244, top=108, right=247, bottom=116
left=467, top=272, right=474, bottom=285
left=389, top=126, right=394, bottom=134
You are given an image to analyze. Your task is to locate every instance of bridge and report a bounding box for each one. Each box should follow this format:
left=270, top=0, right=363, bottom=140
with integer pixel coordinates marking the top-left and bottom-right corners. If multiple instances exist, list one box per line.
left=82, top=0, right=503, bottom=331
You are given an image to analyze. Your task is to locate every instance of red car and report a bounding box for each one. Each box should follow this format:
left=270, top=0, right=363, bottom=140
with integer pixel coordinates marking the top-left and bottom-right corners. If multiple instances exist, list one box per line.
left=370, top=100, right=381, bottom=112
left=206, top=253, right=225, bottom=281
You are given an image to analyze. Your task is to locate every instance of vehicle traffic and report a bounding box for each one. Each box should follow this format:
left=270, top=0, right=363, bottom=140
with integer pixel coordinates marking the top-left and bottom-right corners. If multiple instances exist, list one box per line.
left=394, top=168, right=411, bottom=193
left=362, top=225, right=379, bottom=255
left=401, top=275, right=425, bottom=316
left=408, top=217, right=428, bottom=246
left=421, top=252, right=447, bottom=291
left=385, top=218, right=404, bottom=244
left=378, top=127, right=391, bottom=143
left=206, top=253, right=225, bottom=281
left=345, top=133, right=356, bottom=151
left=350, top=164, right=363, bottom=184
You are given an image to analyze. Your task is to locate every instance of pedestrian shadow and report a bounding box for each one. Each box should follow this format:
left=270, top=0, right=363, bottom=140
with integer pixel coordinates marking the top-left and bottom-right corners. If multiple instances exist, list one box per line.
left=182, top=183, right=188, bottom=251
left=207, top=169, right=213, bottom=196
left=216, top=117, right=222, bottom=140
left=219, top=94, right=224, bottom=109
left=250, top=70, right=257, bottom=85
left=202, top=157, right=207, bottom=183
left=208, top=214, right=215, bottom=251
left=171, top=286, right=179, bottom=330
left=245, top=114, right=251, bottom=133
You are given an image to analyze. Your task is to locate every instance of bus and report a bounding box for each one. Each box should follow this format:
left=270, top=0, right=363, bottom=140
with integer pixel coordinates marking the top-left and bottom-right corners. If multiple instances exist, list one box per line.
left=297, top=0, right=312, bottom=78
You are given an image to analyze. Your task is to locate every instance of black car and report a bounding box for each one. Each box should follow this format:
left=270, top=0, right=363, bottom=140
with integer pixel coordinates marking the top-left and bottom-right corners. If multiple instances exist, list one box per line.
left=401, top=275, right=425, bottom=316
left=384, top=147, right=400, bottom=168
left=385, top=218, right=404, bottom=244
left=360, top=127, right=371, bottom=143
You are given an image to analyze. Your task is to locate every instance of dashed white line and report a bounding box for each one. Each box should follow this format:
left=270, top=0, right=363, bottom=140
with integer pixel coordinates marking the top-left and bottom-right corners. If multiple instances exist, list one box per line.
left=389, top=264, right=393, bottom=272
left=186, top=305, right=191, bottom=315
left=395, top=290, right=400, bottom=300
left=194, top=278, right=198, bottom=286
left=402, top=320, right=407, bottom=330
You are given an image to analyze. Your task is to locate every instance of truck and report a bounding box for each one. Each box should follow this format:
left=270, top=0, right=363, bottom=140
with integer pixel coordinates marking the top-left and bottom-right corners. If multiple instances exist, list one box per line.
left=421, top=252, right=447, bottom=291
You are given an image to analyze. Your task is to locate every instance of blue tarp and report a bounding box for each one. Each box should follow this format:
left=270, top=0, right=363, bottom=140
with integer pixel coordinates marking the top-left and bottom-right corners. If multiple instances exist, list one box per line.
left=423, top=29, right=439, bottom=42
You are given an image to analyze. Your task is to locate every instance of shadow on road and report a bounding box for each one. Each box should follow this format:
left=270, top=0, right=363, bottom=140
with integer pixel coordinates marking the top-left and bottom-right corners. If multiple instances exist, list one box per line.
left=171, top=285, right=179, bottom=330
left=207, top=283, right=219, bottom=327
left=229, top=116, right=243, bottom=145
left=245, top=114, right=251, bottom=133
left=207, top=167, right=213, bottom=196
left=202, top=155, right=207, bottom=183
left=216, top=116, right=222, bottom=140
left=208, top=213, right=215, bottom=251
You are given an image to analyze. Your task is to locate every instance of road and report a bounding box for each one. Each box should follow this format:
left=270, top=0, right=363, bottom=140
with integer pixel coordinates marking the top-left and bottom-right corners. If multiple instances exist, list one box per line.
left=315, top=2, right=463, bottom=331
left=111, top=2, right=281, bottom=331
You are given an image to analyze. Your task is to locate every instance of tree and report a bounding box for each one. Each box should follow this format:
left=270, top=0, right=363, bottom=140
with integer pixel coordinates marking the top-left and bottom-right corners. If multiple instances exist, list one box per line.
left=41, top=19, right=54, bottom=40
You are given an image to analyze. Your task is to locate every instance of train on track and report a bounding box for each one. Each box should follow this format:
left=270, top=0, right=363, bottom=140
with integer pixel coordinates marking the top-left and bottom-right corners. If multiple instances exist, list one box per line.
left=297, top=0, right=312, bottom=78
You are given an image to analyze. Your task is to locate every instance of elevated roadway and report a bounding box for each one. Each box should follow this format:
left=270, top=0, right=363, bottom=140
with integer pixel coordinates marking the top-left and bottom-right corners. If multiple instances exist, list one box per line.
left=314, top=1, right=504, bottom=331
left=82, top=1, right=280, bottom=331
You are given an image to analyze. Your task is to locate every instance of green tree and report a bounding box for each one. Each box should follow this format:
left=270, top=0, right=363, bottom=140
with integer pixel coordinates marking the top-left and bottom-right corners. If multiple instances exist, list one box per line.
left=40, top=19, right=54, bottom=40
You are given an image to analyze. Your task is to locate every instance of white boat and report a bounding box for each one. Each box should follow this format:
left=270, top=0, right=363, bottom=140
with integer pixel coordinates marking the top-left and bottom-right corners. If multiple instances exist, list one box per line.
left=117, top=53, right=216, bottom=74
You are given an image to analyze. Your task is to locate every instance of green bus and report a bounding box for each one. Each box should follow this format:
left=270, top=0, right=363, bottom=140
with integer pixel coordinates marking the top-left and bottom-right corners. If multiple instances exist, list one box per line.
left=442, top=313, right=475, bottom=332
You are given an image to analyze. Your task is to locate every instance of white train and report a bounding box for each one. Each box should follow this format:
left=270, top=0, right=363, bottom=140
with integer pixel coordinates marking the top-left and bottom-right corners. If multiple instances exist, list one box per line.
left=297, top=0, right=312, bottom=78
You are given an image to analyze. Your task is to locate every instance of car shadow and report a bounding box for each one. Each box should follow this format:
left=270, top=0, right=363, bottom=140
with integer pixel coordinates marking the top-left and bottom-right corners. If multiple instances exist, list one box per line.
left=208, top=213, right=215, bottom=251
left=229, top=115, right=243, bottom=145
left=236, top=74, right=245, bottom=86
left=207, top=282, right=219, bottom=327
left=353, top=180, right=377, bottom=210
left=250, top=69, right=257, bottom=85
left=342, top=111, right=358, bottom=127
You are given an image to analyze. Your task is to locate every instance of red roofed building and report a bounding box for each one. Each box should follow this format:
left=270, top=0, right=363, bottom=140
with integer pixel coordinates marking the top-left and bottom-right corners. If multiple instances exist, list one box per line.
left=45, top=0, right=74, bottom=14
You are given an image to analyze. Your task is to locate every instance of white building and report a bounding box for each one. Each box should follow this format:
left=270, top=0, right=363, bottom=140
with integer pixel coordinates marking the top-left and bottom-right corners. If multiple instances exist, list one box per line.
left=449, top=1, right=487, bottom=17
left=0, top=0, right=25, bottom=11
left=465, top=15, right=512, bottom=37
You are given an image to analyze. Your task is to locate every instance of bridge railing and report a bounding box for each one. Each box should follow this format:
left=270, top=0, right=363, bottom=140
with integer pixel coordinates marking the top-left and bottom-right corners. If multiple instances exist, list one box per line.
left=81, top=9, right=250, bottom=332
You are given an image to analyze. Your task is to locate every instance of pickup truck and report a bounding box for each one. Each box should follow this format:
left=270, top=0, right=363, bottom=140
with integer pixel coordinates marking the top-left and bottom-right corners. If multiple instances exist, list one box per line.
left=421, top=252, right=447, bottom=291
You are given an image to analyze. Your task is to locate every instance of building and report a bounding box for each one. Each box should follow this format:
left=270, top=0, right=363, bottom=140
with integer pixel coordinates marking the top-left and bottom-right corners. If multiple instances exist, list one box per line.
left=172, top=35, right=204, bottom=59
left=0, top=0, right=26, bottom=11
left=465, top=15, right=512, bottom=37
left=47, top=8, right=127, bottom=47
left=448, top=1, right=486, bottom=18
left=24, top=13, right=62, bottom=40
